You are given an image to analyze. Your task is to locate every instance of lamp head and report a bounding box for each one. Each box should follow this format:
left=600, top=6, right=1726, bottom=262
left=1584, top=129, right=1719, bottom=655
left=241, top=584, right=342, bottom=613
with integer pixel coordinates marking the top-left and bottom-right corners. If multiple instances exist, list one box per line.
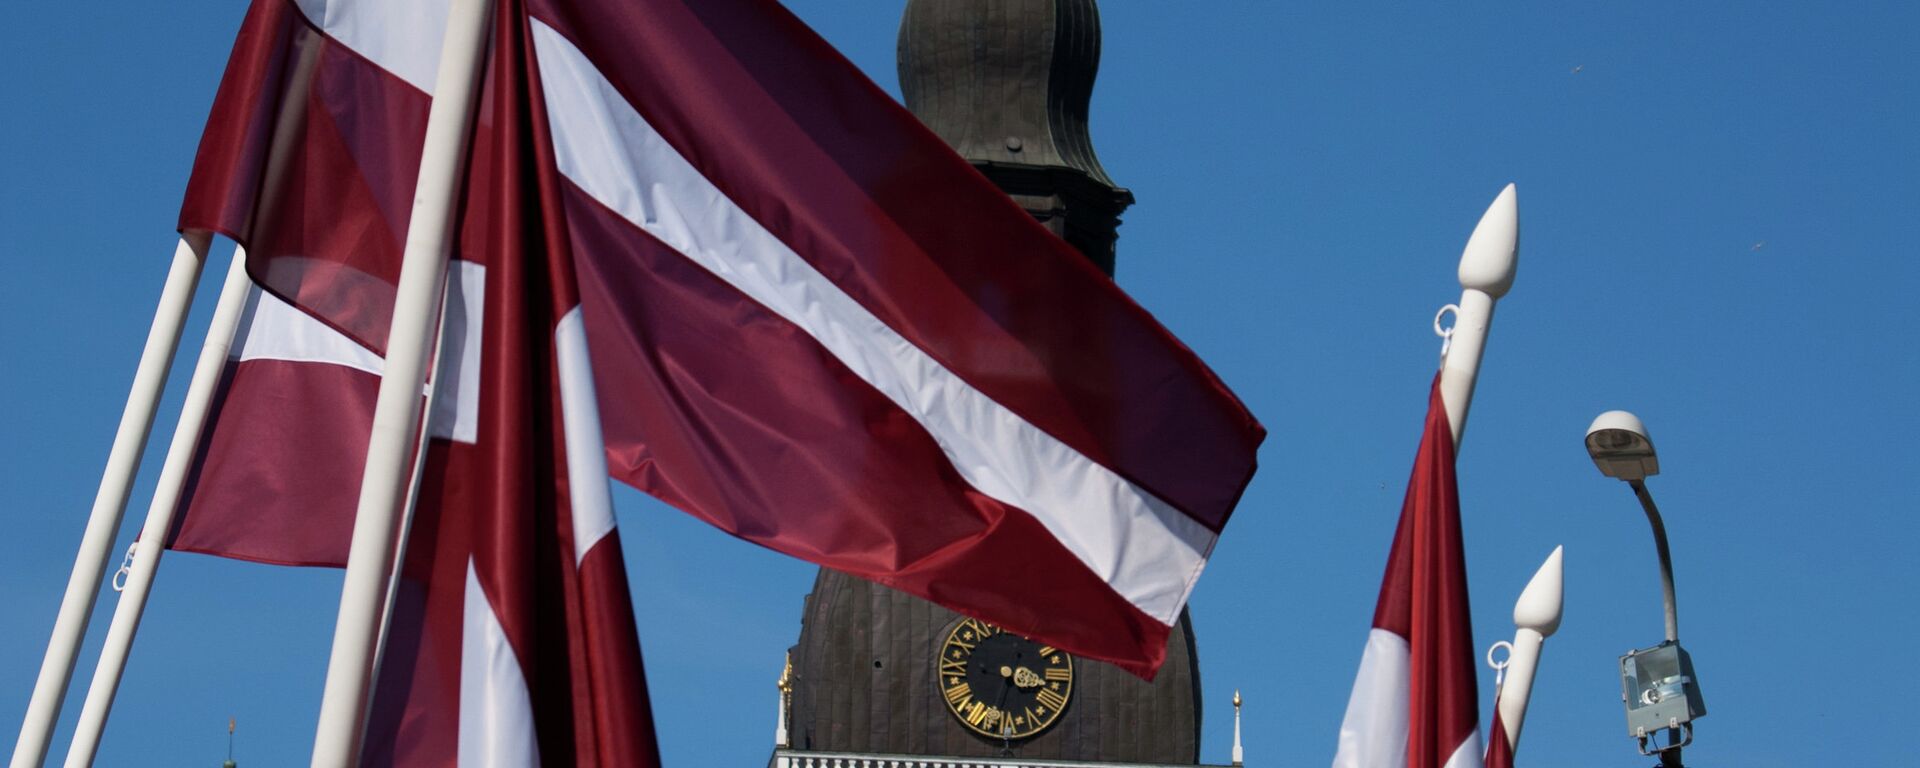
left=1586, top=410, right=1659, bottom=481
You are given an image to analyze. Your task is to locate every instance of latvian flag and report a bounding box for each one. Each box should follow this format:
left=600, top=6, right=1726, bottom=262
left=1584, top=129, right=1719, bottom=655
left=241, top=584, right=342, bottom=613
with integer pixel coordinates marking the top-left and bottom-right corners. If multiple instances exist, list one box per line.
left=1332, top=377, right=1482, bottom=768
left=168, top=0, right=1263, bottom=758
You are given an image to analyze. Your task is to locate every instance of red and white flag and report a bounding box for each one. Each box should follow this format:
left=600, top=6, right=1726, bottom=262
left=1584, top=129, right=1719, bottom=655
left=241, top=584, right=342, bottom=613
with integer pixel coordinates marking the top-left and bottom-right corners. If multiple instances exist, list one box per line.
left=173, top=0, right=1265, bottom=682
left=173, top=2, right=664, bottom=764
left=1332, top=376, right=1482, bottom=768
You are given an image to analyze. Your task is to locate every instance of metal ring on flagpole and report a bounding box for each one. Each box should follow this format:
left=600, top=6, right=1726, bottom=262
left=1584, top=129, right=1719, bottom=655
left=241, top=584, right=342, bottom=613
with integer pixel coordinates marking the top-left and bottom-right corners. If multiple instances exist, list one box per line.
left=1486, top=640, right=1513, bottom=687
left=1433, top=303, right=1459, bottom=358
left=111, top=543, right=137, bottom=593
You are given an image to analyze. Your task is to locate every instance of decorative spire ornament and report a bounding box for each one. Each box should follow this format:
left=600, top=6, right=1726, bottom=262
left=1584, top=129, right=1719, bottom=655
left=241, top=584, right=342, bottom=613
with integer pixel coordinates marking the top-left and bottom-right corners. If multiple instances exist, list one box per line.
left=223, top=716, right=236, bottom=768
left=1231, top=689, right=1244, bottom=765
left=775, top=653, right=793, bottom=748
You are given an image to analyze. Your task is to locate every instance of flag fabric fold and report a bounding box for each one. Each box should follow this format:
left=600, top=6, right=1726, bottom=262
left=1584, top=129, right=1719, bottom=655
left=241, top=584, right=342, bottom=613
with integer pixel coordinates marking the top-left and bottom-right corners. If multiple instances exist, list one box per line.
left=173, top=0, right=1264, bottom=682
left=1484, top=704, right=1513, bottom=768
left=1332, top=376, right=1482, bottom=768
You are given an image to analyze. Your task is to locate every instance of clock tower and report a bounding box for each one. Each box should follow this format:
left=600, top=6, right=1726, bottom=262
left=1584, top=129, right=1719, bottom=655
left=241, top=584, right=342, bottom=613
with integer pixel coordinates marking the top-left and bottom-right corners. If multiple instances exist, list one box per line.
left=777, top=2, right=1219, bottom=766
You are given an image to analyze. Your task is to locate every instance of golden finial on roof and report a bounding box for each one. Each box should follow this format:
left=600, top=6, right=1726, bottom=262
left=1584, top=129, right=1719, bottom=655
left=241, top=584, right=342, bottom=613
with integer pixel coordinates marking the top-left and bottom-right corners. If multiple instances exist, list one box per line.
left=1233, top=689, right=1242, bottom=707
left=777, top=652, right=793, bottom=693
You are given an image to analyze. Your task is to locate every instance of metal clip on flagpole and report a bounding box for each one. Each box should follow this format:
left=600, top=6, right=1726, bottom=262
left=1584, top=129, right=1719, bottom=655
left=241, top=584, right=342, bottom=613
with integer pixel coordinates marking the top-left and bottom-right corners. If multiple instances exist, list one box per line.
left=62, top=250, right=256, bottom=768
left=308, top=0, right=493, bottom=765
left=1493, top=546, right=1564, bottom=756
left=1436, top=183, right=1518, bottom=452
left=11, top=231, right=209, bottom=768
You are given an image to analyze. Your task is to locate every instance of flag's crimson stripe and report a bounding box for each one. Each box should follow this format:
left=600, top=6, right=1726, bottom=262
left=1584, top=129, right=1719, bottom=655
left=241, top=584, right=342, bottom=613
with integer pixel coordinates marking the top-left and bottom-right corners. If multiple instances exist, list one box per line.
left=526, top=0, right=1262, bottom=531
left=166, top=359, right=374, bottom=567
left=179, top=0, right=427, bottom=354
left=566, top=182, right=1172, bottom=676
left=1485, top=704, right=1513, bottom=768
left=177, top=0, right=295, bottom=238
left=573, top=532, right=662, bottom=763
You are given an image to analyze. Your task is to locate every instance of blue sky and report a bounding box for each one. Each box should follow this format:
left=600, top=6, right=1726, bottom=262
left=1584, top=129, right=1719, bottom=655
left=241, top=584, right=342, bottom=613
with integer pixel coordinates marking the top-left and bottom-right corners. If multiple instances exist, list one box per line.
left=3, top=1, right=1916, bottom=766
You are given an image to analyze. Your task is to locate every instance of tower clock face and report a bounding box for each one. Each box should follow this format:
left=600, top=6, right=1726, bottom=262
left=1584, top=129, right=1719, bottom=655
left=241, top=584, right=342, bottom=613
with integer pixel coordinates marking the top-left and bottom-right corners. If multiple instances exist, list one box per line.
left=935, top=618, right=1074, bottom=739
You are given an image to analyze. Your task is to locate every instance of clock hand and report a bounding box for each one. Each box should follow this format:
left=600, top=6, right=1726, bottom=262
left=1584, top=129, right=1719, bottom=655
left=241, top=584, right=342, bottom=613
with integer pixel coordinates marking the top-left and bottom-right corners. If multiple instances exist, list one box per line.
left=1011, top=666, right=1043, bottom=689
left=993, top=668, right=1016, bottom=753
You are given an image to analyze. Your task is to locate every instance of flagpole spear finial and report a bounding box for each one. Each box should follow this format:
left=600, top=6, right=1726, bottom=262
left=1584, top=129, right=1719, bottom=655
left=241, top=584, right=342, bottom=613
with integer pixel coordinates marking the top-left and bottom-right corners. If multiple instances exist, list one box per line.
left=1458, top=183, right=1518, bottom=299
left=1494, top=545, right=1564, bottom=755
left=1438, top=183, right=1520, bottom=450
left=1513, top=544, right=1565, bottom=636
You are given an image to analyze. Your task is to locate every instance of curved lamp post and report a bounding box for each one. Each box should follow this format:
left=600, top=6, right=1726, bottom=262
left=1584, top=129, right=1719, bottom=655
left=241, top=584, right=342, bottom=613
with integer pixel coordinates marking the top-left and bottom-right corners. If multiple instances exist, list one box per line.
left=1585, top=411, right=1706, bottom=767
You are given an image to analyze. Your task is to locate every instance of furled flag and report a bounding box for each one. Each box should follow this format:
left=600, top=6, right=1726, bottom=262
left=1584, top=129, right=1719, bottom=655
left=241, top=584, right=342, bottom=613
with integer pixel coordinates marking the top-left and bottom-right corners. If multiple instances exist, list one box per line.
left=1484, top=706, right=1513, bottom=768
left=1331, top=376, right=1482, bottom=768
left=171, top=0, right=1265, bottom=681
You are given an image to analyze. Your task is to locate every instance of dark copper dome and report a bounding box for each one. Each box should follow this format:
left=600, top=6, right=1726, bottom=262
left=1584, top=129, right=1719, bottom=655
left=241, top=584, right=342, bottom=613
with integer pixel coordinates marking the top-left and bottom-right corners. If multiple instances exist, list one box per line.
left=895, top=0, right=1133, bottom=275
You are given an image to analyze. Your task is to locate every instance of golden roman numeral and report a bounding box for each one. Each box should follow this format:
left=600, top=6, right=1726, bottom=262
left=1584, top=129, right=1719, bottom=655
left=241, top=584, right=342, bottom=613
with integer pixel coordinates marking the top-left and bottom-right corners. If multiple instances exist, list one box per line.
left=1044, top=668, right=1071, bottom=682
left=939, top=658, right=966, bottom=676
left=1036, top=688, right=1067, bottom=711
left=965, top=700, right=991, bottom=726
left=944, top=682, right=972, bottom=706
left=1038, top=646, right=1056, bottom=657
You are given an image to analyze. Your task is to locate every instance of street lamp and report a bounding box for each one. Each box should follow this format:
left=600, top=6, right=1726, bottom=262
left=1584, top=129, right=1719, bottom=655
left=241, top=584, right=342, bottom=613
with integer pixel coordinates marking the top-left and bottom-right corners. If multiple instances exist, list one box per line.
left=1585, top=411, right=1706, bottom=767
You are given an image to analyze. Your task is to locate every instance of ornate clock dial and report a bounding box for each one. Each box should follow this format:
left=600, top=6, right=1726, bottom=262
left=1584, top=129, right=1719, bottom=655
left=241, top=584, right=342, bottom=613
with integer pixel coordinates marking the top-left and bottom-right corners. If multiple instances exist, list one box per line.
left=936, top=618, right=1074, bottom=739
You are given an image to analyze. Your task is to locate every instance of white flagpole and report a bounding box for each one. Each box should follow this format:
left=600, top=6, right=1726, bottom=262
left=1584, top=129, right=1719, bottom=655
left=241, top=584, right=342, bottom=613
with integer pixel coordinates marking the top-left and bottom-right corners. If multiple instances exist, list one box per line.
left=1437, top=183, right=1518, bottom=451
left=1496, top=546, right=1564, bottom=754
left=308, top=0, right=493, bottom=763
left=60, top=250, right=255, bottom=768
left=11, top=231, right=209, bottom=768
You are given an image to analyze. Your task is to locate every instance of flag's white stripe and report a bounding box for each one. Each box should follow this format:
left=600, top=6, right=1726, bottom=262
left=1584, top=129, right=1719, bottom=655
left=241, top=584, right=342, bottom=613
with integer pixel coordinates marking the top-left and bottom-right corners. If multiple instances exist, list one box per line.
left=1332, top=628, right=1411, bottom=768
left=530, top=21, right=1213, bottom=624
left=458, top=560, right=541, bottom=768
left=290, top=0, right=450, bottom=94
left=555, top=306, right=618, bottom=560
left=233, top=264, right=486, bottom=444
left=233, top=285, right=384, bottom=374
left=427, top=262, right=487, bottom=444
left=1444, top=728, right=1484, bottom=768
